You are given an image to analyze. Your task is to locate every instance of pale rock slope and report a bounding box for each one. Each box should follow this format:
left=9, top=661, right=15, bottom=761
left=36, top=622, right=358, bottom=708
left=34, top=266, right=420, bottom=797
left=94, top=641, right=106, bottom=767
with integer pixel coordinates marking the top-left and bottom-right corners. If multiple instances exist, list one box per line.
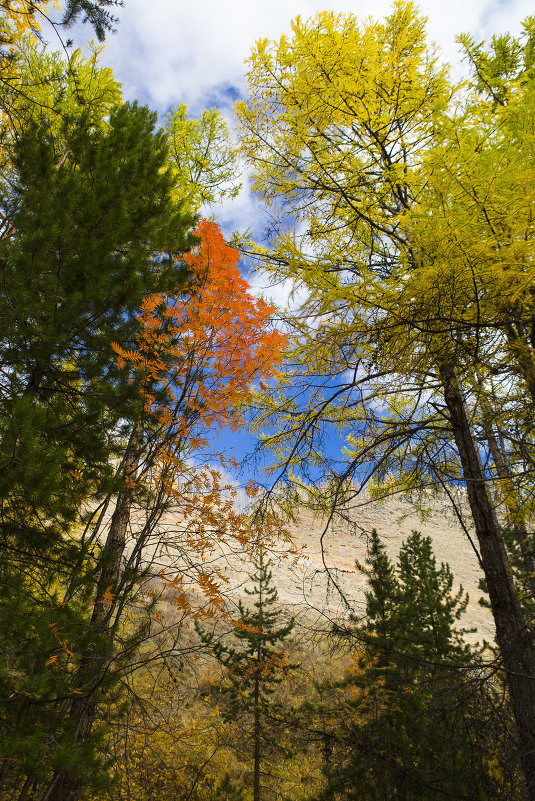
left=243, top=493, right=495, bottom=645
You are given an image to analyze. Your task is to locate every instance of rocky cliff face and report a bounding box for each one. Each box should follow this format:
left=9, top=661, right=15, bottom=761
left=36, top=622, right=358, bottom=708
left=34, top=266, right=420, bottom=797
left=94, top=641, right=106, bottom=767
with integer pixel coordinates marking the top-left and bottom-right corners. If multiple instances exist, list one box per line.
left=131, top=490, right=494, bottom=646
left=232, top=493, right=494, bottom=645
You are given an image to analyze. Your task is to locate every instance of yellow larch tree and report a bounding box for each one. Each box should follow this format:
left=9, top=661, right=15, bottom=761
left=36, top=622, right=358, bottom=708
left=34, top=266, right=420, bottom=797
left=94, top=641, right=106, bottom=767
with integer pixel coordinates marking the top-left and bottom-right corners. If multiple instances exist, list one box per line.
left=236, top=3, right=535, bottom=797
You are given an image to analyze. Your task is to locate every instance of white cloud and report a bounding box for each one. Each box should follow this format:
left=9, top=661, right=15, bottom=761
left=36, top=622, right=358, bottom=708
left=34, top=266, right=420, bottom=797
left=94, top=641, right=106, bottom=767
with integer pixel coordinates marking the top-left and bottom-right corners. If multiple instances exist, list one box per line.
left=77, top=0, right=534, bottom=115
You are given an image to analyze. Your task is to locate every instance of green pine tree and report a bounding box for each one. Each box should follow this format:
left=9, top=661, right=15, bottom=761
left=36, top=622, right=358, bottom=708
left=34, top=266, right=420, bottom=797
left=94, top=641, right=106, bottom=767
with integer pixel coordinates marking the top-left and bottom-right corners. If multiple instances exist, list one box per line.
left=60, top=0, right=121, bottom=41
left=394, top=530, right=472, bottom=663
left=196, top=548, right=297, bottom=801
left=0, top=57, right=195, bottom=801
left=314, top=530, right=519, bottom=801
left=355, top=528, right=399, bottom=663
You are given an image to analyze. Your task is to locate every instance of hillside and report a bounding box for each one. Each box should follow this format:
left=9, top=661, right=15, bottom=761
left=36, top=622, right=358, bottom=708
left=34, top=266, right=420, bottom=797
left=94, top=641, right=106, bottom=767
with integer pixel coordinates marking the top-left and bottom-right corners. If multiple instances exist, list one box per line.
left=214, top=492, right=494, bottom=646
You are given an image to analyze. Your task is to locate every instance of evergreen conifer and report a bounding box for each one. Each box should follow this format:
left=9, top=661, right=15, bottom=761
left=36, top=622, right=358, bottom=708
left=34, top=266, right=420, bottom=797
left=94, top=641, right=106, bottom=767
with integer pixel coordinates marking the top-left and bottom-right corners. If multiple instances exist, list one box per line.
left=315, top=530, right=517, bottom=801
left=196, top=548, right=297, bottom=801
left=0, top=77, right=195, bottom=800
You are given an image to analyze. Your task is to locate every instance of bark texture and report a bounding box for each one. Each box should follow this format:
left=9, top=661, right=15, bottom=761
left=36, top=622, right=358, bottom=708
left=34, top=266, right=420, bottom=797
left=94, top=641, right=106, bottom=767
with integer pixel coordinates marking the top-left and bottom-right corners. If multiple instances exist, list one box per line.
left=46, top=424, right=141, bottom=801
left=440, top=361, right=535, bottom=801
left=480, top=400, right=535, bottom=600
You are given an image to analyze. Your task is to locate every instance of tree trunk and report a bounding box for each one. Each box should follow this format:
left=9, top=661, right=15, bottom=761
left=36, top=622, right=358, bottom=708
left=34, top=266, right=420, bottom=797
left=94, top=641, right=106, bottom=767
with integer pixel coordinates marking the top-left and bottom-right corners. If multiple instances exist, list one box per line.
left=45, top=424, right=141, bottom=801
left=504, top=322, right=535, bottom=405
left=439, top=361, right=535, bottom=801
left=24, top=363, right=44, bottom=397
left=253, top=671, right=261, bottom=801
left=479, top=400, right=535, bottom=600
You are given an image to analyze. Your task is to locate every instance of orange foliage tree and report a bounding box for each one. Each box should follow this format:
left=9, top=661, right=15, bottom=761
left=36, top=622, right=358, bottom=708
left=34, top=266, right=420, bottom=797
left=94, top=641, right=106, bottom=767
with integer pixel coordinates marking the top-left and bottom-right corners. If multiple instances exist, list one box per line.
left=116, top=217, right=285, bottom=462
left=111, top=216, right=290, bottom=617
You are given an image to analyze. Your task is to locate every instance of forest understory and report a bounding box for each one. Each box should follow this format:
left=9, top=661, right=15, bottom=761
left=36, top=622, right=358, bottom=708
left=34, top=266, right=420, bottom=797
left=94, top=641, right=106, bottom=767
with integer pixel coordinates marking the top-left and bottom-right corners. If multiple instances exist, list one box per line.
left=1, top=1, right=535, bottom=800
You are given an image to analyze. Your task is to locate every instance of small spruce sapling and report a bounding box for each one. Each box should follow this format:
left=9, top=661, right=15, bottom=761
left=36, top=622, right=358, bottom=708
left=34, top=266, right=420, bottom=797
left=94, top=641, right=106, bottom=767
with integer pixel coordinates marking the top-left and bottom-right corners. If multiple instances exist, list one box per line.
left=196, top=547, right=297, bottom=801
